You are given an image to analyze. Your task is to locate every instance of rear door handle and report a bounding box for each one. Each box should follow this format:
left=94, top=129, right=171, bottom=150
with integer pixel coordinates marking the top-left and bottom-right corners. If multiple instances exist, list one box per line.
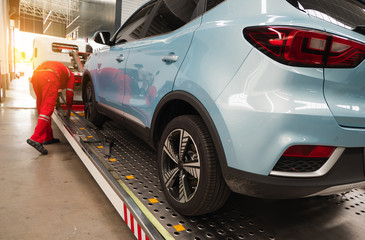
left=162, top=53, right=178, bottom=63
left=116, top=54, right=125, bottom=63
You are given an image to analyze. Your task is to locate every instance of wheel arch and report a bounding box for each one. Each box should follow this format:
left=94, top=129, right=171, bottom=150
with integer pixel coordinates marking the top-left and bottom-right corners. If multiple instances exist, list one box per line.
left=150, top=91, right=229, bottom=170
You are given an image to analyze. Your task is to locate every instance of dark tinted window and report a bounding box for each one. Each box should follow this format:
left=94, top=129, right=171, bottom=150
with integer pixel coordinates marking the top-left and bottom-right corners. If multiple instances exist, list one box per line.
left=206, top=0, right=225, bottom=11
left=115, top=2, right=156, bottom=43
left=145, top=0, right=199, bottom=37
left=289, top=0, right=365, bottom=29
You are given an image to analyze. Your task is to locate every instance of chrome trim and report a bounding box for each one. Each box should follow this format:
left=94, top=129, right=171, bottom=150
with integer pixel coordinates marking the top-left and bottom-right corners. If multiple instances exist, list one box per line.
left=306, top=181, right=365, bottom=197
left=270, top=147, right=345, bottom=178
left=98, top=102, right=146, bottom=128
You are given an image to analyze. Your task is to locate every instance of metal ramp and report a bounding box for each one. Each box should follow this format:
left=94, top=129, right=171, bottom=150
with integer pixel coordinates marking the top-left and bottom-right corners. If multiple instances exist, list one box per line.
left=53, top=109, right=365, bottom=240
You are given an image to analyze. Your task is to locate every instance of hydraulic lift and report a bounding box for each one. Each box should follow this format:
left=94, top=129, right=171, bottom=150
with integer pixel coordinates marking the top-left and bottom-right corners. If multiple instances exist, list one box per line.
left=53, top=106, right=365, bottom=240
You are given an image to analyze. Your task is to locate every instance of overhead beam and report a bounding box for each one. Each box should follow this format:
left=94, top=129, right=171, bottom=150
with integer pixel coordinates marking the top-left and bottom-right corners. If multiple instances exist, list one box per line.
left=19, top=0, right=80, bottom=25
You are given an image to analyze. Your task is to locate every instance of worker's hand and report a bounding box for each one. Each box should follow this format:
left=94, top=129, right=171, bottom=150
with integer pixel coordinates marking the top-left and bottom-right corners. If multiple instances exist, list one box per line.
left=65, top=108, right=71, bottom=119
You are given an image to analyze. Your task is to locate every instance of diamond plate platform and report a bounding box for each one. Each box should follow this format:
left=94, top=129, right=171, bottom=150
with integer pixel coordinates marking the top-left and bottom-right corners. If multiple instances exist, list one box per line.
left=54, top=110, right=365, bottom=240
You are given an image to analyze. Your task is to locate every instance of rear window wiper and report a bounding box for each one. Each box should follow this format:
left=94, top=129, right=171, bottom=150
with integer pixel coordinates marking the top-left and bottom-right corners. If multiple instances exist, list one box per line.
left=353, top=25, right=365, bottom=35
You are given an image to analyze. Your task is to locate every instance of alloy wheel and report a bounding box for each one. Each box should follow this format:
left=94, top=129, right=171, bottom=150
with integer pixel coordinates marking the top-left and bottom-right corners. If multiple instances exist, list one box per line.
left=84, top=85, right=93, bottom=119
left=161, top=128, right=201, bottom=203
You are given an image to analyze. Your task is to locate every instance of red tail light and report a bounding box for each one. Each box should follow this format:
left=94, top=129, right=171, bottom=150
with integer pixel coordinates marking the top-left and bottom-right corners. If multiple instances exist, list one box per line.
left=282, top=145, right=336, bottom=158
left=243, top=26, right=365, bottom=68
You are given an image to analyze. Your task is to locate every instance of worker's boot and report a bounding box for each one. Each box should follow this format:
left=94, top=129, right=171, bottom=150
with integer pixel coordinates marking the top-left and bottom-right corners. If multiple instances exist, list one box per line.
left=43, top=138, right=60, bottom=145
left=26, top=139, right=48, bottom=155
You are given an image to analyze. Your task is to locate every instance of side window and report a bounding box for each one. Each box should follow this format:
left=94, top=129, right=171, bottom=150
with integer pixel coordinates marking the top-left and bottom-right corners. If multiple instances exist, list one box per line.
left=115, top=2, right=156, bottom=44
left=206, top=0, right=225, bottom=11
left=145, top=0, right=199, bottom=37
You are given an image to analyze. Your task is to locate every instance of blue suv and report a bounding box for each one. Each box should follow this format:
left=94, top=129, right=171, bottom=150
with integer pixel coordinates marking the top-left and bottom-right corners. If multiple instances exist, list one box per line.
left=83, top=0, right=365, bottom=215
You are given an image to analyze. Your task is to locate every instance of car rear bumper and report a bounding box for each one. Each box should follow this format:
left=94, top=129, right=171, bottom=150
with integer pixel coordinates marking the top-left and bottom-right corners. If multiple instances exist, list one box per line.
left=223, top=147, right=365, bottom=199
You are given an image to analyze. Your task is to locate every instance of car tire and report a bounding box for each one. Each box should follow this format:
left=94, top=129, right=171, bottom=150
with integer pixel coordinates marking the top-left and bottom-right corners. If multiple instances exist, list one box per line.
left=84, top=81, right=105, bottom=127
left=158, top=115, right=231, bottom=216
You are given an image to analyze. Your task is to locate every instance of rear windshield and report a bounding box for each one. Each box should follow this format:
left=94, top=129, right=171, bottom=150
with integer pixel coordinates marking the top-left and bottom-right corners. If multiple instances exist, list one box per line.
left=288, top=0, right=365, bottom=30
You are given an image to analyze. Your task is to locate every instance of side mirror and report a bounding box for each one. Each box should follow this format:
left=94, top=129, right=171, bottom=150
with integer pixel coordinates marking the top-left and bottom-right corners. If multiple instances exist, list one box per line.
left=93, top=31, right=111, bottom=45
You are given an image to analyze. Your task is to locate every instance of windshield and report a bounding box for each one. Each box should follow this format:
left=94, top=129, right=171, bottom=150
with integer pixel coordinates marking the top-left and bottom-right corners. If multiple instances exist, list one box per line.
left=288, top=0, right=365, bottom=30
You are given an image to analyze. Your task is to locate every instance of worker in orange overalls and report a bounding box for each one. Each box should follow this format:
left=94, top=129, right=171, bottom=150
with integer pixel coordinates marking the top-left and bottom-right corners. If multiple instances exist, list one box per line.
left=27, top=61, right=74, bottom=155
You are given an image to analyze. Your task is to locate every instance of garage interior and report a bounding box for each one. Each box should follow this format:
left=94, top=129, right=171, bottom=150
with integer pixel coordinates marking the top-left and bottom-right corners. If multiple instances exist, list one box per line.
left=0, top=78, right=136, bottom=239
left=0, top=0, right=141, bottom=239
left=1, top=0, right=365, bottom=240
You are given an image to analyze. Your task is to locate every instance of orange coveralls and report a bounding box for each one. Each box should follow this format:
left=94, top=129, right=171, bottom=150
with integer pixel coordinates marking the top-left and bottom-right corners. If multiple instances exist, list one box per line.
left=30, top=61, right=74, bottom=143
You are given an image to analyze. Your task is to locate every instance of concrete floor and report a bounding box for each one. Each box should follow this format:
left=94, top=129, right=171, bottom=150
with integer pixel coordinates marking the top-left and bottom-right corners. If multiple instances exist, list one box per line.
left=0, top=77, right=136, bottom=240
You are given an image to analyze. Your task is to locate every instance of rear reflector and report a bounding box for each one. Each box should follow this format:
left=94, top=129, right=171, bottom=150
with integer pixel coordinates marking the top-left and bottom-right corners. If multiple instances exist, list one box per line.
left=243, top=26, right=365, bottom=68
left=282, top=145, right=336, bottom=158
